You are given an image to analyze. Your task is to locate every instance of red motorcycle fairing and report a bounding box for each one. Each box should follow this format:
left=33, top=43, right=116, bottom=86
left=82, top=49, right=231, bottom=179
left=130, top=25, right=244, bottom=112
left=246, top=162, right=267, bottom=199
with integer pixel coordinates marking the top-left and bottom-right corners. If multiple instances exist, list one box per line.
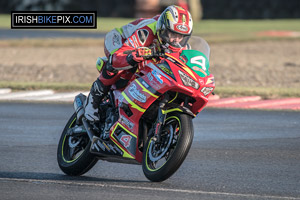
left=58, top=36, right=215, bottom=181
left=104, top=51, right=215, bottom=163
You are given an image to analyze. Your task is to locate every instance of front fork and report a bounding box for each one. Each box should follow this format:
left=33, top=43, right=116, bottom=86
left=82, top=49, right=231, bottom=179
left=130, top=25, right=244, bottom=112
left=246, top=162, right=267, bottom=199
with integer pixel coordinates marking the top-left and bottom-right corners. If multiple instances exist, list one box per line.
left=152, top=95, right=169, bottom=144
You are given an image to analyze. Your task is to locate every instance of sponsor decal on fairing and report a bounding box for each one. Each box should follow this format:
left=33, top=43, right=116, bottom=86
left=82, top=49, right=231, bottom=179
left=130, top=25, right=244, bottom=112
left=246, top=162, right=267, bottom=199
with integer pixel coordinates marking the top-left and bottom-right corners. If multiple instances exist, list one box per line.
left=120, top=115, right=134, bottom=130
left=151, top=70, right=163, bottom=84
left=146, top=72, right=161, bottom=90
left=128, top=83, right=147, bottom=103
left=141, top=80, right=150, bottom=88
left=147, top=72, right=153, bottom=81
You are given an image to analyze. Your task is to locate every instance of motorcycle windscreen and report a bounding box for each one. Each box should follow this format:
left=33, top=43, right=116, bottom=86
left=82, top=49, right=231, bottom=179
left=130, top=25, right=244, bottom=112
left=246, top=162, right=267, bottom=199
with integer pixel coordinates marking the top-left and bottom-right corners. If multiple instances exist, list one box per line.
left=188, top=36, right=210, bottom=60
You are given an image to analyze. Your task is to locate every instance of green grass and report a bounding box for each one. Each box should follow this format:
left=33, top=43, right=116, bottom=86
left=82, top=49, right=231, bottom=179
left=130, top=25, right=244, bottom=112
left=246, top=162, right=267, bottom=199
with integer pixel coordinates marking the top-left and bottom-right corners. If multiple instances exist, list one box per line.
left=0, top=38, right=103, bottom=47
left=0, top=14, right=10, bottom=28
left=1, top=14, right=300, bottom=44
left=193, top=19, right=300, bottom=33
left=5, top=15, right=299, bottom=33
left=1, top=15, right=299, bottom=98
left=194, top=19, right=300, bottom=43
left=215, top=86, right=300, bottom=99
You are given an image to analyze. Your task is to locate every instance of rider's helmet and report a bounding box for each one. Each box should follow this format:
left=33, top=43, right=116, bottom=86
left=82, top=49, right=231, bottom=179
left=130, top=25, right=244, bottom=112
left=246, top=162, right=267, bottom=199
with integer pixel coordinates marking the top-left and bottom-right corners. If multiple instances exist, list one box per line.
left=156, top=5, right=193, bottom=50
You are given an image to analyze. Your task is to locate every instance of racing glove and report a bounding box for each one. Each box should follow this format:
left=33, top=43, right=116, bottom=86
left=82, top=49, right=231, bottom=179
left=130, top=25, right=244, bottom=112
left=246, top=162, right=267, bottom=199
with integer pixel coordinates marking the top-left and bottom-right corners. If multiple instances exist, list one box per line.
left=126, top=47, right=152, bottom=66
left=136, top=47, right=152, bottom=58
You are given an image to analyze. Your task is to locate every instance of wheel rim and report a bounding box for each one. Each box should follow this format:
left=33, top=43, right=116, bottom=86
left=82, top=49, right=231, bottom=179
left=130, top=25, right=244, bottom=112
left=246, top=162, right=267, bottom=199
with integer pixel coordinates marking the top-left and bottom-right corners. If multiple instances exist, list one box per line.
left=61, top=117, right=89, bottom=163
left=145, top=116, right=181, bottom=172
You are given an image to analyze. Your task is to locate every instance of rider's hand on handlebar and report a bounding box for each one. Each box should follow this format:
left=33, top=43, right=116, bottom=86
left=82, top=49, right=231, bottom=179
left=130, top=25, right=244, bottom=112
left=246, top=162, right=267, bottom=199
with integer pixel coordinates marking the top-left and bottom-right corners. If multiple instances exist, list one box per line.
left=128, top=47, right=152, bottom=63
left=136, top=47, right=165, bottom=59
left=127, top=47, right=165, bottom=65
left=130, top=51, right=145, bottom=63
left=136, top=47, right=152, bottom=59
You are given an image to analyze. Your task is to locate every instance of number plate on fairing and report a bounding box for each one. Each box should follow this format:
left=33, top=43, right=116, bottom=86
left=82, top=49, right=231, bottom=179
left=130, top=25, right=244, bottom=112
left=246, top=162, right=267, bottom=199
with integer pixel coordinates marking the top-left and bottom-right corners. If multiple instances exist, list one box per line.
left=111, top=123, right=137, bottom=157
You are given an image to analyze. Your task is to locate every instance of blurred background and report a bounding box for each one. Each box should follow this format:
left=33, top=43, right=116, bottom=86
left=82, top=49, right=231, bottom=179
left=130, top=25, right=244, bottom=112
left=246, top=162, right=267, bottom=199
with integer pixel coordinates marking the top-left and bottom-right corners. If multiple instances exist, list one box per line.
left=0, top=0, right=299, bottom=99
left=1, top=0, right=300, bottom=20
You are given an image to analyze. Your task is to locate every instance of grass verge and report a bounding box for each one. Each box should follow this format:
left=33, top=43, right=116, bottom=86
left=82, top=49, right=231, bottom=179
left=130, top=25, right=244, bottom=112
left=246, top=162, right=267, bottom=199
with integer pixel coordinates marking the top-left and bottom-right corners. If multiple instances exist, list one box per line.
left=1, top=81, right=299, bottom=99
left=0, top=38, right=104, bottom=47
left=1, top=15, right=300, bottom=46
left=2, top=14, right=300, bottom=33
left=1, top=35, right=299, bottom=47
left=214, top=86, right=300, bottom=99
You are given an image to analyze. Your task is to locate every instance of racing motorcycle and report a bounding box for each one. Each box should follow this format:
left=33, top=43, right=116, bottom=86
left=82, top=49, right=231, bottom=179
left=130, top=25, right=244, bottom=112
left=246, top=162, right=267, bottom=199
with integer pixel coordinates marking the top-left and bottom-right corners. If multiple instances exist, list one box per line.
left=57, top=37, right=215, bottom=182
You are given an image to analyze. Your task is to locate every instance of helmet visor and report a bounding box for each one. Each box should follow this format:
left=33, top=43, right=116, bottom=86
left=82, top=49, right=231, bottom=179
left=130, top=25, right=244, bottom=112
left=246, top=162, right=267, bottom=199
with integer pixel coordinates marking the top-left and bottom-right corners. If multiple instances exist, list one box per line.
left=160, top=28, right=190, bottom=48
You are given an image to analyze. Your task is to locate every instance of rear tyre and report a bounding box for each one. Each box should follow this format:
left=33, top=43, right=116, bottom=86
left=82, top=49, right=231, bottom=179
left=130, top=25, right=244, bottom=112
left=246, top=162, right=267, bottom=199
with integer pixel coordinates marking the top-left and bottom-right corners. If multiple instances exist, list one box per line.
left=57, top=113, right=98, bottom=176
left=142, top=112, right=194, bottom=182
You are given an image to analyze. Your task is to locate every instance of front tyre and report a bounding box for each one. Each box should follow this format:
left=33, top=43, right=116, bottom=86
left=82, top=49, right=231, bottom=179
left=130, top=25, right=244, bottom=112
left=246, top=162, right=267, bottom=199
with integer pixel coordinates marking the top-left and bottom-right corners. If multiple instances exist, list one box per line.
left=57, top=112, right=98, bottom=176
left=142, top=112, right=194, bottom=182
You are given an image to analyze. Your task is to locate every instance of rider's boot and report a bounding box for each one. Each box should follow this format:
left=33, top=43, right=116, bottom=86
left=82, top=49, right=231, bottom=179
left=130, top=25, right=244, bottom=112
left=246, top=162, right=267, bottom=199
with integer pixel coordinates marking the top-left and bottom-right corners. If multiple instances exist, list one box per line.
left=84, top=78, right=110, bottom=123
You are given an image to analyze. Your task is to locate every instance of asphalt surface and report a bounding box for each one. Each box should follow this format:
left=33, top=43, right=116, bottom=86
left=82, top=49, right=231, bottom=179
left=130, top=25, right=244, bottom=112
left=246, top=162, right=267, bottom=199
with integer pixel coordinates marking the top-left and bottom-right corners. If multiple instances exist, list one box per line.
left=0, top=28, right=106, bottom=39
left=0, top=102, right=299, bottom=200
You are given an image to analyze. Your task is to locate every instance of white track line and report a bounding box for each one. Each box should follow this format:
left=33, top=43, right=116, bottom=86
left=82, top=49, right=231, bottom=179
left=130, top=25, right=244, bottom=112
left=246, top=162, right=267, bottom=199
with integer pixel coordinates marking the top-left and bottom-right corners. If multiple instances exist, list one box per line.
left=0, top=90, right=54, bottom=100
left=0, top=90, right=89, bottom=102
left=0, top=177, right=299, bottom=200
left=20, top=91, right=89, bottom=101
left=0, top=88, right=12, bottom=94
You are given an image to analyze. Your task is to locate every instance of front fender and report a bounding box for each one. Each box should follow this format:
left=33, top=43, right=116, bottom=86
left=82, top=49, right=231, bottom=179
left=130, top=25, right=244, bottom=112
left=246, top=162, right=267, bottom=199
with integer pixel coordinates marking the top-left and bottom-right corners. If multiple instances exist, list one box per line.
left=162, top=103, right=196, bottom=118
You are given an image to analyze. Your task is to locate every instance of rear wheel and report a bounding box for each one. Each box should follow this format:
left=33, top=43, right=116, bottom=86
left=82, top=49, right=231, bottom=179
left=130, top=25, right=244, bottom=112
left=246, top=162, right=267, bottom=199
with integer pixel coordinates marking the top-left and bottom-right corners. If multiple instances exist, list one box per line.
left=142, top=112, right=194, bottom=182
left=57, top=113, right=98, bottom=176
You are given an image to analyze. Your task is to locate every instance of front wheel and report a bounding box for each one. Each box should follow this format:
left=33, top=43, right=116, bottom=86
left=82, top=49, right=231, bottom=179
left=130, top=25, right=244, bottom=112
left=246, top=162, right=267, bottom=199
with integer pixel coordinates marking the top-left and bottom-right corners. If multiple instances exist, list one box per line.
left=142, top=112, right=194, bottom=182
left=57, top=113, right=98, bottom=176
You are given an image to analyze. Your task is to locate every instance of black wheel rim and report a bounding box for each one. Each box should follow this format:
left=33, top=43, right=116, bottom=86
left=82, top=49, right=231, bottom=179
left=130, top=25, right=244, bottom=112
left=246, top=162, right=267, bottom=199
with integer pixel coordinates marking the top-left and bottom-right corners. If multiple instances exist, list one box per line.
left=61, top=117, right=89, bottom=163
left=145, top=116, right=181, bottom=172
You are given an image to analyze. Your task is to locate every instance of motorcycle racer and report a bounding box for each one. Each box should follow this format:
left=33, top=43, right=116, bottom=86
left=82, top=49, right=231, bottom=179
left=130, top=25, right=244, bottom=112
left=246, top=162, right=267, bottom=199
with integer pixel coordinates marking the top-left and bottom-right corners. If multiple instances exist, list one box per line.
left=84, top=5, right=194, bottom=123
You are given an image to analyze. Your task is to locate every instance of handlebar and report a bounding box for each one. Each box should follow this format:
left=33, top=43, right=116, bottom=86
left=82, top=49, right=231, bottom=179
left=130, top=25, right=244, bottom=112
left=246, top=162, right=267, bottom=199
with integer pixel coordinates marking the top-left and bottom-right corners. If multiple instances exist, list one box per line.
left=123, top=48, right=165, bottom=59
left=151, top=51, right=165, bottom=58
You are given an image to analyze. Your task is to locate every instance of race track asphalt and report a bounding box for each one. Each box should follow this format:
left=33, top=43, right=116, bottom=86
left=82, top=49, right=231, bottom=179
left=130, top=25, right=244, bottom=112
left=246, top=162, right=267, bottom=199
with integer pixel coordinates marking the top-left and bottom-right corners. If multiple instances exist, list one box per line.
left=0, top=102, right=299, bottom=200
